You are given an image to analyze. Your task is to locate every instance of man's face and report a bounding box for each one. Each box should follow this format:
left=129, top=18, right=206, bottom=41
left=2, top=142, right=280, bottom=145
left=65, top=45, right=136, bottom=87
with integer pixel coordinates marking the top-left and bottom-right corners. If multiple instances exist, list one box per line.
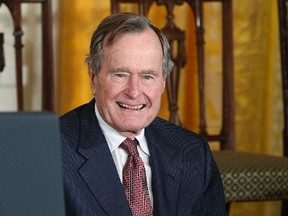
left=89, top=28, right=165, bottom=137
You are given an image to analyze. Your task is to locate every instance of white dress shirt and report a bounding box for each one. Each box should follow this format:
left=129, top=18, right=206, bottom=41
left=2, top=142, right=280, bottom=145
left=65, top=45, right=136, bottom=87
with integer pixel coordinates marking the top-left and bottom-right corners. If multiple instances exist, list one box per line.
left=94, top=104, right=153, bottom=205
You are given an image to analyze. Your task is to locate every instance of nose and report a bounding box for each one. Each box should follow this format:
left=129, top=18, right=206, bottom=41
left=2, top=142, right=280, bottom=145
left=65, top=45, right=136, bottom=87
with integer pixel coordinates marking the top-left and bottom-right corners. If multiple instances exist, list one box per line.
left=126, top=76, right=141, bottom=98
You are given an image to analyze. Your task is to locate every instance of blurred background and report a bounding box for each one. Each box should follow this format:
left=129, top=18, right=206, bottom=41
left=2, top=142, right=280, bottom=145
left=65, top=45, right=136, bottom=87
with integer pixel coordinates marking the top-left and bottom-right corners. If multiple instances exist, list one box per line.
left=0, top=0, right=283, bottom=215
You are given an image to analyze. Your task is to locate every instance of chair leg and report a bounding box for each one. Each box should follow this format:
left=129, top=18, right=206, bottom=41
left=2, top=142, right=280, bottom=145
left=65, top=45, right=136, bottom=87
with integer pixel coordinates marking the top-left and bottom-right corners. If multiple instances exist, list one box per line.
left=226, top=203, right=231, bottom=214
left=281, top=200, right=288, bottom=216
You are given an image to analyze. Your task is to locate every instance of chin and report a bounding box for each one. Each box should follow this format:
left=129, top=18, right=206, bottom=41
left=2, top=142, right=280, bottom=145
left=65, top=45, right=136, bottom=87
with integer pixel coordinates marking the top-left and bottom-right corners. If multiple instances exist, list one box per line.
left=119, top=123, right=145, bottom=133
left=116, top=117, right=153, bottom=131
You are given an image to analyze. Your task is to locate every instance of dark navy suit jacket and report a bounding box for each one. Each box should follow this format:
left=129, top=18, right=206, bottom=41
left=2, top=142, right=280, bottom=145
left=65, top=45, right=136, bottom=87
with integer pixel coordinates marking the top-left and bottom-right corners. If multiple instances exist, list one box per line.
left=60, top=99, right=227, bottom=216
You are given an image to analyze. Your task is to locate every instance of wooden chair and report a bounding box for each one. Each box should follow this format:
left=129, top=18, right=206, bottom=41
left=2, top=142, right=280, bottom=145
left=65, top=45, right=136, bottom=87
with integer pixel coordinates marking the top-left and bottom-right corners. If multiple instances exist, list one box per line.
left=0, top=33, right=4, bottom=71
left=111, top=0, right=288, bottom=214
left=0, top=0, right=54, bottom=111
left=278, top=0, right=288, bottom=214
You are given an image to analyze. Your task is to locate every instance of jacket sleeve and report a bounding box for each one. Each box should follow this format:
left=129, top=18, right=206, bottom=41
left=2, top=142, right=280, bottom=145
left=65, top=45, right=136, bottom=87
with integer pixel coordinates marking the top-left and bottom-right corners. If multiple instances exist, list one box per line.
left=202, top=138, right=227, bottom=216
left=181, top=136, right=228, bottom=216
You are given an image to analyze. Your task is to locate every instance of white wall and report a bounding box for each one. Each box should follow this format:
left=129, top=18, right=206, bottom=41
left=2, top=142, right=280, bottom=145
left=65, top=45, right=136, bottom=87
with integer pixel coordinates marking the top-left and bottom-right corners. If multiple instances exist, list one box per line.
left=0, top=1, right=58, bottom=111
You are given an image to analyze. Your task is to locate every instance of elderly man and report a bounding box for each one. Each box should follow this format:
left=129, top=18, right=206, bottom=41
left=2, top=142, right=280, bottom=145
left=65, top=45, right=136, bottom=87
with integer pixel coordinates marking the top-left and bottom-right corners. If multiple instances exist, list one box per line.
left=60, top=12, right=227, bottom=216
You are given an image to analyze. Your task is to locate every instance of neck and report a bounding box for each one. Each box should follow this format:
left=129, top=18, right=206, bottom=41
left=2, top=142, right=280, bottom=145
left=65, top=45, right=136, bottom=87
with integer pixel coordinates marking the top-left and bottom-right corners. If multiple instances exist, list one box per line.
left=120, top=131, right=140, bottom=140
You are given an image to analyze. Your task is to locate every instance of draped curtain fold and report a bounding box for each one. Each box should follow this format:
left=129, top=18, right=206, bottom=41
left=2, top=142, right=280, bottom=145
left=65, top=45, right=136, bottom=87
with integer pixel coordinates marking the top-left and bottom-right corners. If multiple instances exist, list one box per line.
left=56, top=1, right=283, bottom=215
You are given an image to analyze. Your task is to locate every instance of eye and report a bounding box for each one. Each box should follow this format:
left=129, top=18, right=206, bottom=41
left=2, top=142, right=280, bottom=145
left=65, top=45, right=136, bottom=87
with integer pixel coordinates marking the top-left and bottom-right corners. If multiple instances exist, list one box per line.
left=142, top=75, right=154, bottom=80
left=115, top=73, right=127, bottom=78
left=112, top=72, right=130, bottom=79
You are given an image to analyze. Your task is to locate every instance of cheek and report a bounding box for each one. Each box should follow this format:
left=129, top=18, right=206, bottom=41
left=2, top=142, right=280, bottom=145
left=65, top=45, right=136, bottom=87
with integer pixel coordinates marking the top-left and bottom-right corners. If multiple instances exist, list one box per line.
left=91, top=74, right=105, bottom=94
left=93, top=78, right=118, bottom=101
left=155, top=81, right=165, bottom=95
left=148, top=84, right=165, bottom=102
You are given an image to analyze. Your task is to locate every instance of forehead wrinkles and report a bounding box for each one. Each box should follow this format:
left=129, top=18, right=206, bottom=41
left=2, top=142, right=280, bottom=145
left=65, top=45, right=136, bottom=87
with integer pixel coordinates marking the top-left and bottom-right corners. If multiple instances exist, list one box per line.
left=102, top=32, right=143, bottom=61
left=102, top=30, right=163, bottom=76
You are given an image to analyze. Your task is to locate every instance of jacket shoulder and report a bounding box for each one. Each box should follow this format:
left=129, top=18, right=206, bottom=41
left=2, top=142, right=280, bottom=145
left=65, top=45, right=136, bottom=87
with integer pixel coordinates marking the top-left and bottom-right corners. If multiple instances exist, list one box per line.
left=147, top=117, right=211, bottom=164
left=59, top=103, right=91, bottom=148
left=150, top=117, right=205, bottom=145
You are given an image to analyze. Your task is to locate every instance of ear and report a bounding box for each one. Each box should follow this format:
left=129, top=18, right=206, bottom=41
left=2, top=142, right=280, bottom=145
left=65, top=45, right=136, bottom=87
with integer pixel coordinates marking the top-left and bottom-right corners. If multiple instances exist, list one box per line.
left=162, top=80, right=166, bottom=93
left=88, top=66, right=97, bottom=96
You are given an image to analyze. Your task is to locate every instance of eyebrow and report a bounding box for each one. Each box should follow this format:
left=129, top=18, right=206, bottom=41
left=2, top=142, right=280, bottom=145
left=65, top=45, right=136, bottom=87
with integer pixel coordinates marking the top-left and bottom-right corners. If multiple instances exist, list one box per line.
left=109, top=68, right=159, bottom=76
left=139, top=70, right=159, bottom=77
left=109, top=68, right=131, bottom=74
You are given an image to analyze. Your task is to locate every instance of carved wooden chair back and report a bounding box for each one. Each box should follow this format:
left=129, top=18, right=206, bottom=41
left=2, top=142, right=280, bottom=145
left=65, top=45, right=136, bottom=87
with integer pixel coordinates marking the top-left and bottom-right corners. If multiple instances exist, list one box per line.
left=278, top=0, right=288, bottom=213
left=0, top=0, right=53, bottom=111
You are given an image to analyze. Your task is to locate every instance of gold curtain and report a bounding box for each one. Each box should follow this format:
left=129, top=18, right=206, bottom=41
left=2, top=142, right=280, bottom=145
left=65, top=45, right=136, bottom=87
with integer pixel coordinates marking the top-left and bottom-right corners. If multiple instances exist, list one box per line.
left=56, top=1, right=283, bottom=215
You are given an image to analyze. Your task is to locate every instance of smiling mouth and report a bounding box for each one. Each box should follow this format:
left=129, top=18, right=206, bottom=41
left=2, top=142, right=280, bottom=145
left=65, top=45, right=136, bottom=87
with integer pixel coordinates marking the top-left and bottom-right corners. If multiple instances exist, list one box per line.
left=117, top=102, right=145, bottom=110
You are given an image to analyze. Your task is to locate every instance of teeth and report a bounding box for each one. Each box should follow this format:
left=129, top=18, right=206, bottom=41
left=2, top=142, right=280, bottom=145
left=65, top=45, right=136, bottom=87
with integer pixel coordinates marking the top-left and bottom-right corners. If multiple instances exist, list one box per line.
left=118, top=102, right=144, bottom=110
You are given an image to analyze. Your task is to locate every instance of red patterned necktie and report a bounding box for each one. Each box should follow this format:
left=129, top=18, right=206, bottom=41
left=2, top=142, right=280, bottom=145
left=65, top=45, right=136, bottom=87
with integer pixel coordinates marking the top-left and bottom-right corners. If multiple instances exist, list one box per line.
left=121, top=138, right=153, bottom=216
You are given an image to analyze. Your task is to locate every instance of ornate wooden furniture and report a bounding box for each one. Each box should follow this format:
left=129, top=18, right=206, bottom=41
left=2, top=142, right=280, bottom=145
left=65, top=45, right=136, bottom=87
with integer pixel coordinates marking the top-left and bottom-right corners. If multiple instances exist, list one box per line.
left=0, top=0, right=53, bottom=111
left=278, top=0, right=288, bottom=214
left=0, top=32, right=4, bottom=71
left=111, top=0, right=288, bottom=214
left=278, top=0, right=288, bottom=157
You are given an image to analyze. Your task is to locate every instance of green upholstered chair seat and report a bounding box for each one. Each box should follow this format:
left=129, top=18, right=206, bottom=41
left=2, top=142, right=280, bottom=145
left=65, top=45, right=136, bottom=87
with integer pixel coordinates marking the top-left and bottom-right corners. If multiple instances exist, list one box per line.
left=213, top=151, right=288, bottom=202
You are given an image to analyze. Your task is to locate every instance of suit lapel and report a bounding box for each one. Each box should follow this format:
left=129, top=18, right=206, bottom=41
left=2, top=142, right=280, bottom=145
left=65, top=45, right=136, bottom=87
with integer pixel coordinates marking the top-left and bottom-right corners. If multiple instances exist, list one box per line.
left=145, top=125, right=182, bottom=216
left=74, top=100, right=182, bottom=215
left=77, top=101, right=131, bottom=216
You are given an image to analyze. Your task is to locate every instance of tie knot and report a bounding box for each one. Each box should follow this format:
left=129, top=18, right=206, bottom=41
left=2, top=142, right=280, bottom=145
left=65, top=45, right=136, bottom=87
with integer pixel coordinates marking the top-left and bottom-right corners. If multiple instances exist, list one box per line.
left=121, top=138, right=139, bottom=156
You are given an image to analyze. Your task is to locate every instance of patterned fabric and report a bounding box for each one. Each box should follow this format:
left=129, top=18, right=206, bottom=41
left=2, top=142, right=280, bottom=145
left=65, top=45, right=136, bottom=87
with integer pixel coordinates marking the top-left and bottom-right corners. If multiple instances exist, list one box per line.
left=213, top=151, right=288, bottom=202
left=121, top=138, right=153, bottom=216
